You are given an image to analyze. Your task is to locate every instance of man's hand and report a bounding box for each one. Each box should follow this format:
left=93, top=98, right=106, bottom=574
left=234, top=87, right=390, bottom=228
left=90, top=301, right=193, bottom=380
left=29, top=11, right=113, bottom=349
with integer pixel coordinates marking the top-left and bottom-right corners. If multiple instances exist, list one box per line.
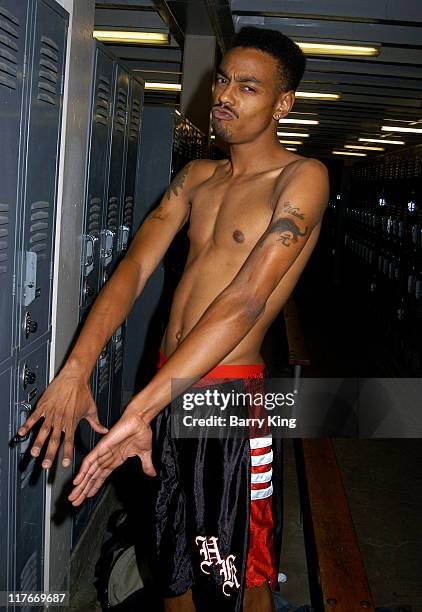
left=16, top=364, right=108, bottom=469
left=68, top=410, right=156, bottom=507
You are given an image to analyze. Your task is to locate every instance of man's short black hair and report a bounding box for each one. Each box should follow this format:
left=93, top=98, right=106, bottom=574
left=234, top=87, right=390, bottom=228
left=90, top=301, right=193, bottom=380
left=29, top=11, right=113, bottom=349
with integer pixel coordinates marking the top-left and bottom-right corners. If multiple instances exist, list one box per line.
left=231, top=26, right=306, bottom=92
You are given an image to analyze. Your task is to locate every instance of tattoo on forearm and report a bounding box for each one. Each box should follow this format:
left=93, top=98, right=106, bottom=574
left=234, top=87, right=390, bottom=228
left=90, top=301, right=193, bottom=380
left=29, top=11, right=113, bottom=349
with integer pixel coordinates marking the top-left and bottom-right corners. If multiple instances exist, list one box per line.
left=149, top=204, right=165, bottom=221
left=165, top=163, right=192, bottom=200
left=258, top=217, right=308, bottom=248
left=282, top=201, right=305, bottom=220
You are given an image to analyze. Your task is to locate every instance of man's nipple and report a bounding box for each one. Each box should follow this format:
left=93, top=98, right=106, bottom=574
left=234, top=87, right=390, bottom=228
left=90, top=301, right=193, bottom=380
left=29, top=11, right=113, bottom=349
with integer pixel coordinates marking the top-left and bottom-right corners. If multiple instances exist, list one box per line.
left=233, top=229, right=245, bottom=243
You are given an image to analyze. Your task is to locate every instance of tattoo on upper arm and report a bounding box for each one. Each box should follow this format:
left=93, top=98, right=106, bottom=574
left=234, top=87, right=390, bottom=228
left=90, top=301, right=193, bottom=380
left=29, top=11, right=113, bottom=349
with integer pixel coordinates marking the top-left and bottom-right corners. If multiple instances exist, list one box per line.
left=165, top=163, right=192, bottom=200
left=282, top=201, right=305, bottom=220
left=258, top=217, right=308, bottom=248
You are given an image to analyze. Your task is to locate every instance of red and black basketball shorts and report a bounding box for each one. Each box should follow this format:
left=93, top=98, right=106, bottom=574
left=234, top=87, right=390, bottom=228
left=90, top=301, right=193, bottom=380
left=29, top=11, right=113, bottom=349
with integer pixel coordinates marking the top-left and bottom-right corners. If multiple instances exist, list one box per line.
left=153, top=351, right=282, bottom=611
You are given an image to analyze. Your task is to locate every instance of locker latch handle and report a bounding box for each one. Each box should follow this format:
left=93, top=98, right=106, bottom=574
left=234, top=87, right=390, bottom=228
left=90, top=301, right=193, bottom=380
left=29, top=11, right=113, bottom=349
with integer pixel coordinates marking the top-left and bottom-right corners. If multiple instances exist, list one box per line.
left=100, top=229, right=114, bottom=266
left=118, top=225, right=130, bottom=252
left=12, top=403, right=32, bottom=447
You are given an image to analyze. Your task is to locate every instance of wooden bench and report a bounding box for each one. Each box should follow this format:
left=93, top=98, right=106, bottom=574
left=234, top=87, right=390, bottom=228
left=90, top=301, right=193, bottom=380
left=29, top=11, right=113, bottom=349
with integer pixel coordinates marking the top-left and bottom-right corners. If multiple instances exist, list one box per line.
left=283, top=296, right=375, bottom=611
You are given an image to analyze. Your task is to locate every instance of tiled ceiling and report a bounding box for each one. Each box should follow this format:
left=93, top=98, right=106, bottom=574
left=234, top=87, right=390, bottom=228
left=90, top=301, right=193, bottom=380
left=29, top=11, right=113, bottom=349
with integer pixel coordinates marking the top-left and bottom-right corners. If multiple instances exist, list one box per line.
left=95, top=0, right=422, bottom=158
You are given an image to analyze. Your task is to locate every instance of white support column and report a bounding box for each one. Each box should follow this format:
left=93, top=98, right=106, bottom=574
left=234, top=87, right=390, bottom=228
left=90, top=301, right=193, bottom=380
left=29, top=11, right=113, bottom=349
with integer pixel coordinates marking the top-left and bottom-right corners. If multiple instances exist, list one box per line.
left=45, top=0, right=95, bottom=594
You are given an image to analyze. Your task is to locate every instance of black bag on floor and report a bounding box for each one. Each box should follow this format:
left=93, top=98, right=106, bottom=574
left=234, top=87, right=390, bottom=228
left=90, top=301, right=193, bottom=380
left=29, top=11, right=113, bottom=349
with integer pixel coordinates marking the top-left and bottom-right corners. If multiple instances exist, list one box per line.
left=94, top=509, right=160, bottom=611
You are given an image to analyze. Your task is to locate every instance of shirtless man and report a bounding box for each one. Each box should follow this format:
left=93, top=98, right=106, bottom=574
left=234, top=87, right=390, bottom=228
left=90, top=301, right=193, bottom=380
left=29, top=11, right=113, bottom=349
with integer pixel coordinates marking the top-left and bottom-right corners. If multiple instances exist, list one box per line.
left=18, top=27, right=328, bottom=612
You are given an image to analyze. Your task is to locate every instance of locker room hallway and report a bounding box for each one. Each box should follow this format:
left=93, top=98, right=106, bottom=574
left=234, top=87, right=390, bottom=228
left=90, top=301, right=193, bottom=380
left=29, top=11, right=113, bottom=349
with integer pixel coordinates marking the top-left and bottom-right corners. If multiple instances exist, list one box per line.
left=2, top=1, right=422, bottom=612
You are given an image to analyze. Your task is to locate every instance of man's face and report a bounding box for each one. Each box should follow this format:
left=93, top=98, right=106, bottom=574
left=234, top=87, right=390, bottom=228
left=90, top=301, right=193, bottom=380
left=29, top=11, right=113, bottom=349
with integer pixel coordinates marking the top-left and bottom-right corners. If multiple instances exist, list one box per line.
left=211, top=47, right=283, bottom=144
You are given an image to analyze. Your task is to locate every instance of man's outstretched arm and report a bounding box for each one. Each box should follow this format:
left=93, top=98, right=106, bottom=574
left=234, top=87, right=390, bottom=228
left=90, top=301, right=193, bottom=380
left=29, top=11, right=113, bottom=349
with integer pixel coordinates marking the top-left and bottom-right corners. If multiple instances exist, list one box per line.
left=17, top=161, right=197, bottom=468
left=68, top=158, right=329, bottom=504
left=131, top=158, right=329, bottom=422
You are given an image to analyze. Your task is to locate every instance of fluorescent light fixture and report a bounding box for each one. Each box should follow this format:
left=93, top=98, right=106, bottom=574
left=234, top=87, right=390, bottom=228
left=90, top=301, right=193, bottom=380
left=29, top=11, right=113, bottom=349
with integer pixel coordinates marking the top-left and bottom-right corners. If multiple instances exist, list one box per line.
left=286, top=147, right=297, bottom=151
left=277, top=131, right=309, bottom=137
left=358, top=138, right=405, bottom=145
left=332, top=151, right=367, bottom=157
left=345, top=145, right=384, bottom=151
left=381, top=125, right=422, bottom=134
left=145, top=82, right=181, bottom=92
left=210, top=135, right=216, bottom=139
left=296, top=91, right=340, bottom=100
left=93, top=30, right=169, bottom=44
left=279, top=140, right=303, bottom=145
left=279, top=118, right=319, bottom=125
left=296, top=42, right=379, bottom=57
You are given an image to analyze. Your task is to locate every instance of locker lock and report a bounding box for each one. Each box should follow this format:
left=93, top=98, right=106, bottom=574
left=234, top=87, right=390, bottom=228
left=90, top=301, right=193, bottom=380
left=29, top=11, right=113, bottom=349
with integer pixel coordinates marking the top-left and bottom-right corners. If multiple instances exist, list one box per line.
left=83, top=234, right=98, bottom=277
left=24, top=311, right=38, bottom=338
left=22, top=364, right=37, bottom=389
left=118, top=225, right=130, bottom=252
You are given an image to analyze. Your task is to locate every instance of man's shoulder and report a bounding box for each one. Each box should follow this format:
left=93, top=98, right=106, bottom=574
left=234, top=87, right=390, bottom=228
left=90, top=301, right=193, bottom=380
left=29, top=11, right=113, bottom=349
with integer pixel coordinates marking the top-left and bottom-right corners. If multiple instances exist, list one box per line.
left=187, top=157, right=228, bottom=185
left=281, top=153, right=327, bottom=176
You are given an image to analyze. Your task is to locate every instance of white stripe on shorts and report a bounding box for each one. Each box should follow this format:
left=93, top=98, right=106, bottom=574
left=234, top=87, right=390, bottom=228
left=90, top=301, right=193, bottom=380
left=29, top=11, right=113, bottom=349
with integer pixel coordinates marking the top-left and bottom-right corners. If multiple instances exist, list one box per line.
left=251, top=468, right=273, bottom=483
left=251, top=483, right=273, bottom=500
left=249, top=436, right=273, bottom=449
left=251, top=449, right=273, bottom=466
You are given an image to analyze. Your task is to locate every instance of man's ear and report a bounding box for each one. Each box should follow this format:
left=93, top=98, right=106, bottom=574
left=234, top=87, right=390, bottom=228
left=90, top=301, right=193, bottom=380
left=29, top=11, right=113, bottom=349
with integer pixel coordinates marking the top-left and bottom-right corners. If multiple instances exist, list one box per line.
left=273, top=91, right=296, bottom=121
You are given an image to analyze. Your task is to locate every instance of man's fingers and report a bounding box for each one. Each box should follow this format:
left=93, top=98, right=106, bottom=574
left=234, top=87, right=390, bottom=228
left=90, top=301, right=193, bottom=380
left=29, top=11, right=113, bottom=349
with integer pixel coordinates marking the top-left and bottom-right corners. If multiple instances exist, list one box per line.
left=17, top=407, right=45, bottom=437
left=41, top=421, right=64, bottom=469
left=69, top=466, right=111, bottom=505
left=139, top=451, right=156, bottom=477
left=85, top=413, right=109, bottom=435
left=29, top=419, right=53, bottom=457
left=62, top=426, right=75, bottom=468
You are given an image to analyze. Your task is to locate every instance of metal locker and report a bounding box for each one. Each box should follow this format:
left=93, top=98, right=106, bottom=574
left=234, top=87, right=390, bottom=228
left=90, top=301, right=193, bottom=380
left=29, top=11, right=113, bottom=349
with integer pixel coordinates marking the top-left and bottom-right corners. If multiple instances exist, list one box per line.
left=13, top=340, right=49, bottom=602
left=0, top=362, right=14, bottom=595
left=108, top=324, right=125, bottom=426
left=100, top=63, right=130, bottom=285
left=71, top=413, right=93, bottom=548
left=80, top=45, right=114, bottom=314
left=0, top=0, right=30, bottom=365
left=17, top=0, right=68, bottom=352
left=118, top=76, right=143, bottom=256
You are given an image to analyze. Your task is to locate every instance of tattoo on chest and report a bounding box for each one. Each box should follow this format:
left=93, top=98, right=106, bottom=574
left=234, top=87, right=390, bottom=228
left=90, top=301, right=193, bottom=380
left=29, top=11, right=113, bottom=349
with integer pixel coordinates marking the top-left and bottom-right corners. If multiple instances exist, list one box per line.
left=258, top=217, right=308, bottom=248
left=166, top=163, right=192, bottom=200
left=282, top=201, right=305, bottom=220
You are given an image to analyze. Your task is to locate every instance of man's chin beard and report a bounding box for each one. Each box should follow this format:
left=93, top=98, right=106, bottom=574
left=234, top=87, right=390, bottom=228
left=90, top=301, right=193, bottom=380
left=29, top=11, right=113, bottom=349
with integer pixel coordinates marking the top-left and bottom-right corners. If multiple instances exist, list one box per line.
left=212, top=121, right=232, bottom=142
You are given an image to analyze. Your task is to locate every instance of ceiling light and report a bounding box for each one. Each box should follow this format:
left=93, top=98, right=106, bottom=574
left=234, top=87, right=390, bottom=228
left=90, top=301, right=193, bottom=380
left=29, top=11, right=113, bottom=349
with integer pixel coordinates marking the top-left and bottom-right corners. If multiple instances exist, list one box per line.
left=210, top=135, right=215, bottom=139
left=345, top=145, right=384, bottom=151
left=277, top=131, right=309, bottom=137
left=358, top=138, right=405, bottom=145
left=332, top=151, right=367, bottom=157
left=279, top=140, right=303, bottom=145
left=296, top=42, right=379, bottom=57
left=381, top=125, right=422, bottom=134
left=93, top=30, right=169, bottom=44
left=145, top=82, right=181, bottom=91
left=296, top=91, right=340, bottom=100
left=286, top=147, right=297, bottom=151
left=279, top=119, right=319, bottom=125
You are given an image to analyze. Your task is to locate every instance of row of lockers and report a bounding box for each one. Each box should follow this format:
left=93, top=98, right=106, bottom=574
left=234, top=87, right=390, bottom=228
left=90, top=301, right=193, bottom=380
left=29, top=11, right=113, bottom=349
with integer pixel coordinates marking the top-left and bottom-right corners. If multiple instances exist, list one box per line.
left=71, top=43, right=145, bottom=547
left=0, top=0, right=68, bottom=605
left=352, top=147, right=422, bottom=182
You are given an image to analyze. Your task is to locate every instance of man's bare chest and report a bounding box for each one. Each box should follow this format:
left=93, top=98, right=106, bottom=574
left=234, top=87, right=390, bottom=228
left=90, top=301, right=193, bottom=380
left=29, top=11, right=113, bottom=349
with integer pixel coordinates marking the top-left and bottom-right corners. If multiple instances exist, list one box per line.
left=188, top=176, right=277, bottom=251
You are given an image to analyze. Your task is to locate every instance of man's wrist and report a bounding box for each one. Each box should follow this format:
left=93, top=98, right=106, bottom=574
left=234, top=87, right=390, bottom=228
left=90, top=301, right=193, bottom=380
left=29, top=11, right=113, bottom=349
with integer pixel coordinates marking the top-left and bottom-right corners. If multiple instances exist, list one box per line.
left=64, top=355, right=93, bottom=383
left=125, top=388, right=161, bottom=425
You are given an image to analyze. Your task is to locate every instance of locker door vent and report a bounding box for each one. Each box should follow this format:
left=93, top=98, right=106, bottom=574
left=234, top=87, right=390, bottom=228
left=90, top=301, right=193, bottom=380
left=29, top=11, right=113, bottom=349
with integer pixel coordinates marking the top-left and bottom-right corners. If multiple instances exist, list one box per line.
left=98, top=351, right=110, bottom=394
left=37, top=36, right=59, bottom=105
left=114, top=341, right=123, bottom=374
left=88, top=196, right=101, bottom=235
left=129, top=98, right=141, bottom=140
left=20, top=550, right=38, bottom=594
left=95, top=76, right=111, bottom=126
left=29, top=200, right=49, bottom=261
left=114, top=86, right=127, bottom=134
left=123, top=195, right=133, bottom=229
left=0, top=5, right=19, bottom=91
left=0, top=201, right=9, bottom=274
left=107, top=196, right=119, bottom=232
